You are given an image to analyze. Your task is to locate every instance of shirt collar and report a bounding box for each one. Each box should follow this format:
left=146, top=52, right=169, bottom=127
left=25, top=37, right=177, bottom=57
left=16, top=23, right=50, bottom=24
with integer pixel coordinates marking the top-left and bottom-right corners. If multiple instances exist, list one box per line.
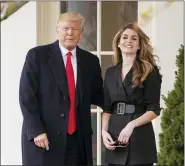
left=59, top=41, right=76, bottom=58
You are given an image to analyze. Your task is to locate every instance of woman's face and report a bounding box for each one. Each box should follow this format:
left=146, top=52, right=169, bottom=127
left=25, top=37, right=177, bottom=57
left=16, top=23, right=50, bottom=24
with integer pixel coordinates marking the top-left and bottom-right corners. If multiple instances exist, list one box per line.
left=118, top=28, right=140, bottom=55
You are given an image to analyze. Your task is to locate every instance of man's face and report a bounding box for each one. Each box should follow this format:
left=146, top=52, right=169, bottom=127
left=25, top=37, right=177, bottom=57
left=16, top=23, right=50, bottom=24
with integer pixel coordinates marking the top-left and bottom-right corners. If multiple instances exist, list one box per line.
left=56, top=19, right=83, bottom=51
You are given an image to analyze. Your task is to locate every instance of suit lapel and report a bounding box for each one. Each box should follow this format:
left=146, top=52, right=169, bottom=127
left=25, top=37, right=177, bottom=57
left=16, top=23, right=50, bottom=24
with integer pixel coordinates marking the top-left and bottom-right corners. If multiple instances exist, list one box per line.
left=75, top=47, right=84, bottom=106
left=47, top=40, right=69, bottom=98
left=123, top=67, right=133, bottom=88
left=115, top=65, right=124, bottom=92
left=114, top=65, right=133, bottom=102
left=123, top=67, right=134, bottom=102
left=47, top=42, right=85, bottom=107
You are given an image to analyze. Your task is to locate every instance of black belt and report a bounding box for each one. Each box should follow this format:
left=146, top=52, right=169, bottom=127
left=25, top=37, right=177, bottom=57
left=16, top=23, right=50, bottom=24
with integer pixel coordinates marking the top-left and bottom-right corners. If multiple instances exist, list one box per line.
left=112, top=102, right=135, bottom=115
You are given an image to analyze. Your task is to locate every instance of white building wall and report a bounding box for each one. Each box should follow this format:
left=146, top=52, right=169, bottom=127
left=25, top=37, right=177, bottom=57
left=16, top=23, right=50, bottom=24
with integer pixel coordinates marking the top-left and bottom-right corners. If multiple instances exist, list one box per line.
left=1, top=2, right=37, bottom=165
left=139, top=1, right=184, bottom=152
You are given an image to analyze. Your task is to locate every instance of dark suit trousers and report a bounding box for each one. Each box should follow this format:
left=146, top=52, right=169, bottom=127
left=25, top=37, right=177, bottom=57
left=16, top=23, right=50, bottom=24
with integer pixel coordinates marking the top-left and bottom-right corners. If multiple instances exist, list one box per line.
left=64, top=132, right=82, bottom=165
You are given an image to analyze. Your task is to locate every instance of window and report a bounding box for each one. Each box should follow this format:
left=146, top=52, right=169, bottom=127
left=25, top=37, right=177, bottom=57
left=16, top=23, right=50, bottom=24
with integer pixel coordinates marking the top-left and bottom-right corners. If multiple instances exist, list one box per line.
left=101, top=1, right=138, bottom=51
left=60, top=1, right=97, bottom=51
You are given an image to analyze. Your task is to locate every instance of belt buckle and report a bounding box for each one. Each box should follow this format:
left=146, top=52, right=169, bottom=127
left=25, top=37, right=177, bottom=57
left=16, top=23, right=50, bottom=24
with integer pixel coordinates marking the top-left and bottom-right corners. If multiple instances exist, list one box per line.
left=117, top=102, right=125, bottom=115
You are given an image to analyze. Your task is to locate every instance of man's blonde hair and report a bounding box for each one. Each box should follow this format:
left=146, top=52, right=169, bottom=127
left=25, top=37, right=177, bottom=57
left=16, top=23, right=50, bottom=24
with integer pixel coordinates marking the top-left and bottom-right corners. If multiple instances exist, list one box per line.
left=58, top=12, right=85, bottom=31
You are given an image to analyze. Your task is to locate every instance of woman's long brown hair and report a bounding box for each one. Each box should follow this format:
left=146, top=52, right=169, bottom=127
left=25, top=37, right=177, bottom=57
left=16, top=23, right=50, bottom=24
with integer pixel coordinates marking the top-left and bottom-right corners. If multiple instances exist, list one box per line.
left=112, top=23, right=160, bottom=88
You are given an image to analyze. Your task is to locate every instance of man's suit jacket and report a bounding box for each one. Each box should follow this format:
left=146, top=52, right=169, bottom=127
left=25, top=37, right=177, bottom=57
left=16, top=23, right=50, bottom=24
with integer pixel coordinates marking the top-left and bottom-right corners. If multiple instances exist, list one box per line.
left=19, top=40, right=103, bottom=165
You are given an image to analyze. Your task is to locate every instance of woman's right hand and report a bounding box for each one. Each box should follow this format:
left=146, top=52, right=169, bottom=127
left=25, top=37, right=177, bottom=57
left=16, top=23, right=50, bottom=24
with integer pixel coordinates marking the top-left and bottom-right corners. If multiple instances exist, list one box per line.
left=102, top=130, right=116, bottom=150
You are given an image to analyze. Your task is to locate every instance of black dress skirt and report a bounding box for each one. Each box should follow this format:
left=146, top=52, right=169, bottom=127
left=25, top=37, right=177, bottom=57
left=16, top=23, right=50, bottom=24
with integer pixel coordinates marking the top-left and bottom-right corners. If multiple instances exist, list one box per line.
left=104, top=112, right=156, bottom=166
left=105, top=113, right=132, bottom=165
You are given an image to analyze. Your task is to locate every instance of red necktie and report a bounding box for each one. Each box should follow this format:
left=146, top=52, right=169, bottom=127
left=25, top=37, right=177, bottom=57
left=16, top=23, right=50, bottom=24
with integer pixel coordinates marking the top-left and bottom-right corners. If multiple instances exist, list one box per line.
left=66, top=52, right=76, bottom=134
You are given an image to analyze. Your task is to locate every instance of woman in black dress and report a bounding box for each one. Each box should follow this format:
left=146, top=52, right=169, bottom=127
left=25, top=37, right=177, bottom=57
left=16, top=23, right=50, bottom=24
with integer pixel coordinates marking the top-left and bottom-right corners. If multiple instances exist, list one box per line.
left=102, top=23, right=162, bottom=166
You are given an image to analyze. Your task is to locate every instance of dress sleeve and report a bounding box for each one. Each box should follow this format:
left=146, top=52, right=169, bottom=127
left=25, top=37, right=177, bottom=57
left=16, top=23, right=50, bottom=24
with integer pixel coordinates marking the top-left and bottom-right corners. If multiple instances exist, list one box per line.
left=143, top=67, right=162, bottom=115
left=103, top=69, right=112, bottom=114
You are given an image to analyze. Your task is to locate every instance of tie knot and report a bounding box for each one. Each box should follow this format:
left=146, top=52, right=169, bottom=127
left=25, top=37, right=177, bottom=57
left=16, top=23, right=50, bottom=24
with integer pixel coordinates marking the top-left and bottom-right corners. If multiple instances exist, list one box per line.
left=67, top=52, right=72, bottom=57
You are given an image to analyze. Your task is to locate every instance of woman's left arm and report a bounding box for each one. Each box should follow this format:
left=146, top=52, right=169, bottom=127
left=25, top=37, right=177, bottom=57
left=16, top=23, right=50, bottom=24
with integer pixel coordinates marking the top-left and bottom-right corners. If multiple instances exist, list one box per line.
left=118, top=67, right=162, bottom=143
left=128, top=111, right=158, bottom=129
left=118, top=111, right=158, bottom=144
left=132, top=67, right=162, bottom=126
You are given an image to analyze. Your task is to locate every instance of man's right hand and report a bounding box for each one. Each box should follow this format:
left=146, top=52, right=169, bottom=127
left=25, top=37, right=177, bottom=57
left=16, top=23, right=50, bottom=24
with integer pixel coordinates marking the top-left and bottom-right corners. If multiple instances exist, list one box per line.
left=102, top=130, right=116, bottom=151
left=34, top=133, right=49, bottom=150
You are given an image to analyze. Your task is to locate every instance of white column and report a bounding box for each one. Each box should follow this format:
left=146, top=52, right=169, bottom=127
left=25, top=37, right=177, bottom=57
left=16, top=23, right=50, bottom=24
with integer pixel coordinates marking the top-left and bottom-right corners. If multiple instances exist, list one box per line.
left=97, top=1, right=102, bottom=165
left=36, top=2, right=60, bottom=45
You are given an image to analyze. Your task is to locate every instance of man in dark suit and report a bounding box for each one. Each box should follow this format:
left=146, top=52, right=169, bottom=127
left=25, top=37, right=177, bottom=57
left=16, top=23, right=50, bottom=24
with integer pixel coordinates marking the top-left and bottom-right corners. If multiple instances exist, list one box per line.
left=19, top=12, right=103, bottom=166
